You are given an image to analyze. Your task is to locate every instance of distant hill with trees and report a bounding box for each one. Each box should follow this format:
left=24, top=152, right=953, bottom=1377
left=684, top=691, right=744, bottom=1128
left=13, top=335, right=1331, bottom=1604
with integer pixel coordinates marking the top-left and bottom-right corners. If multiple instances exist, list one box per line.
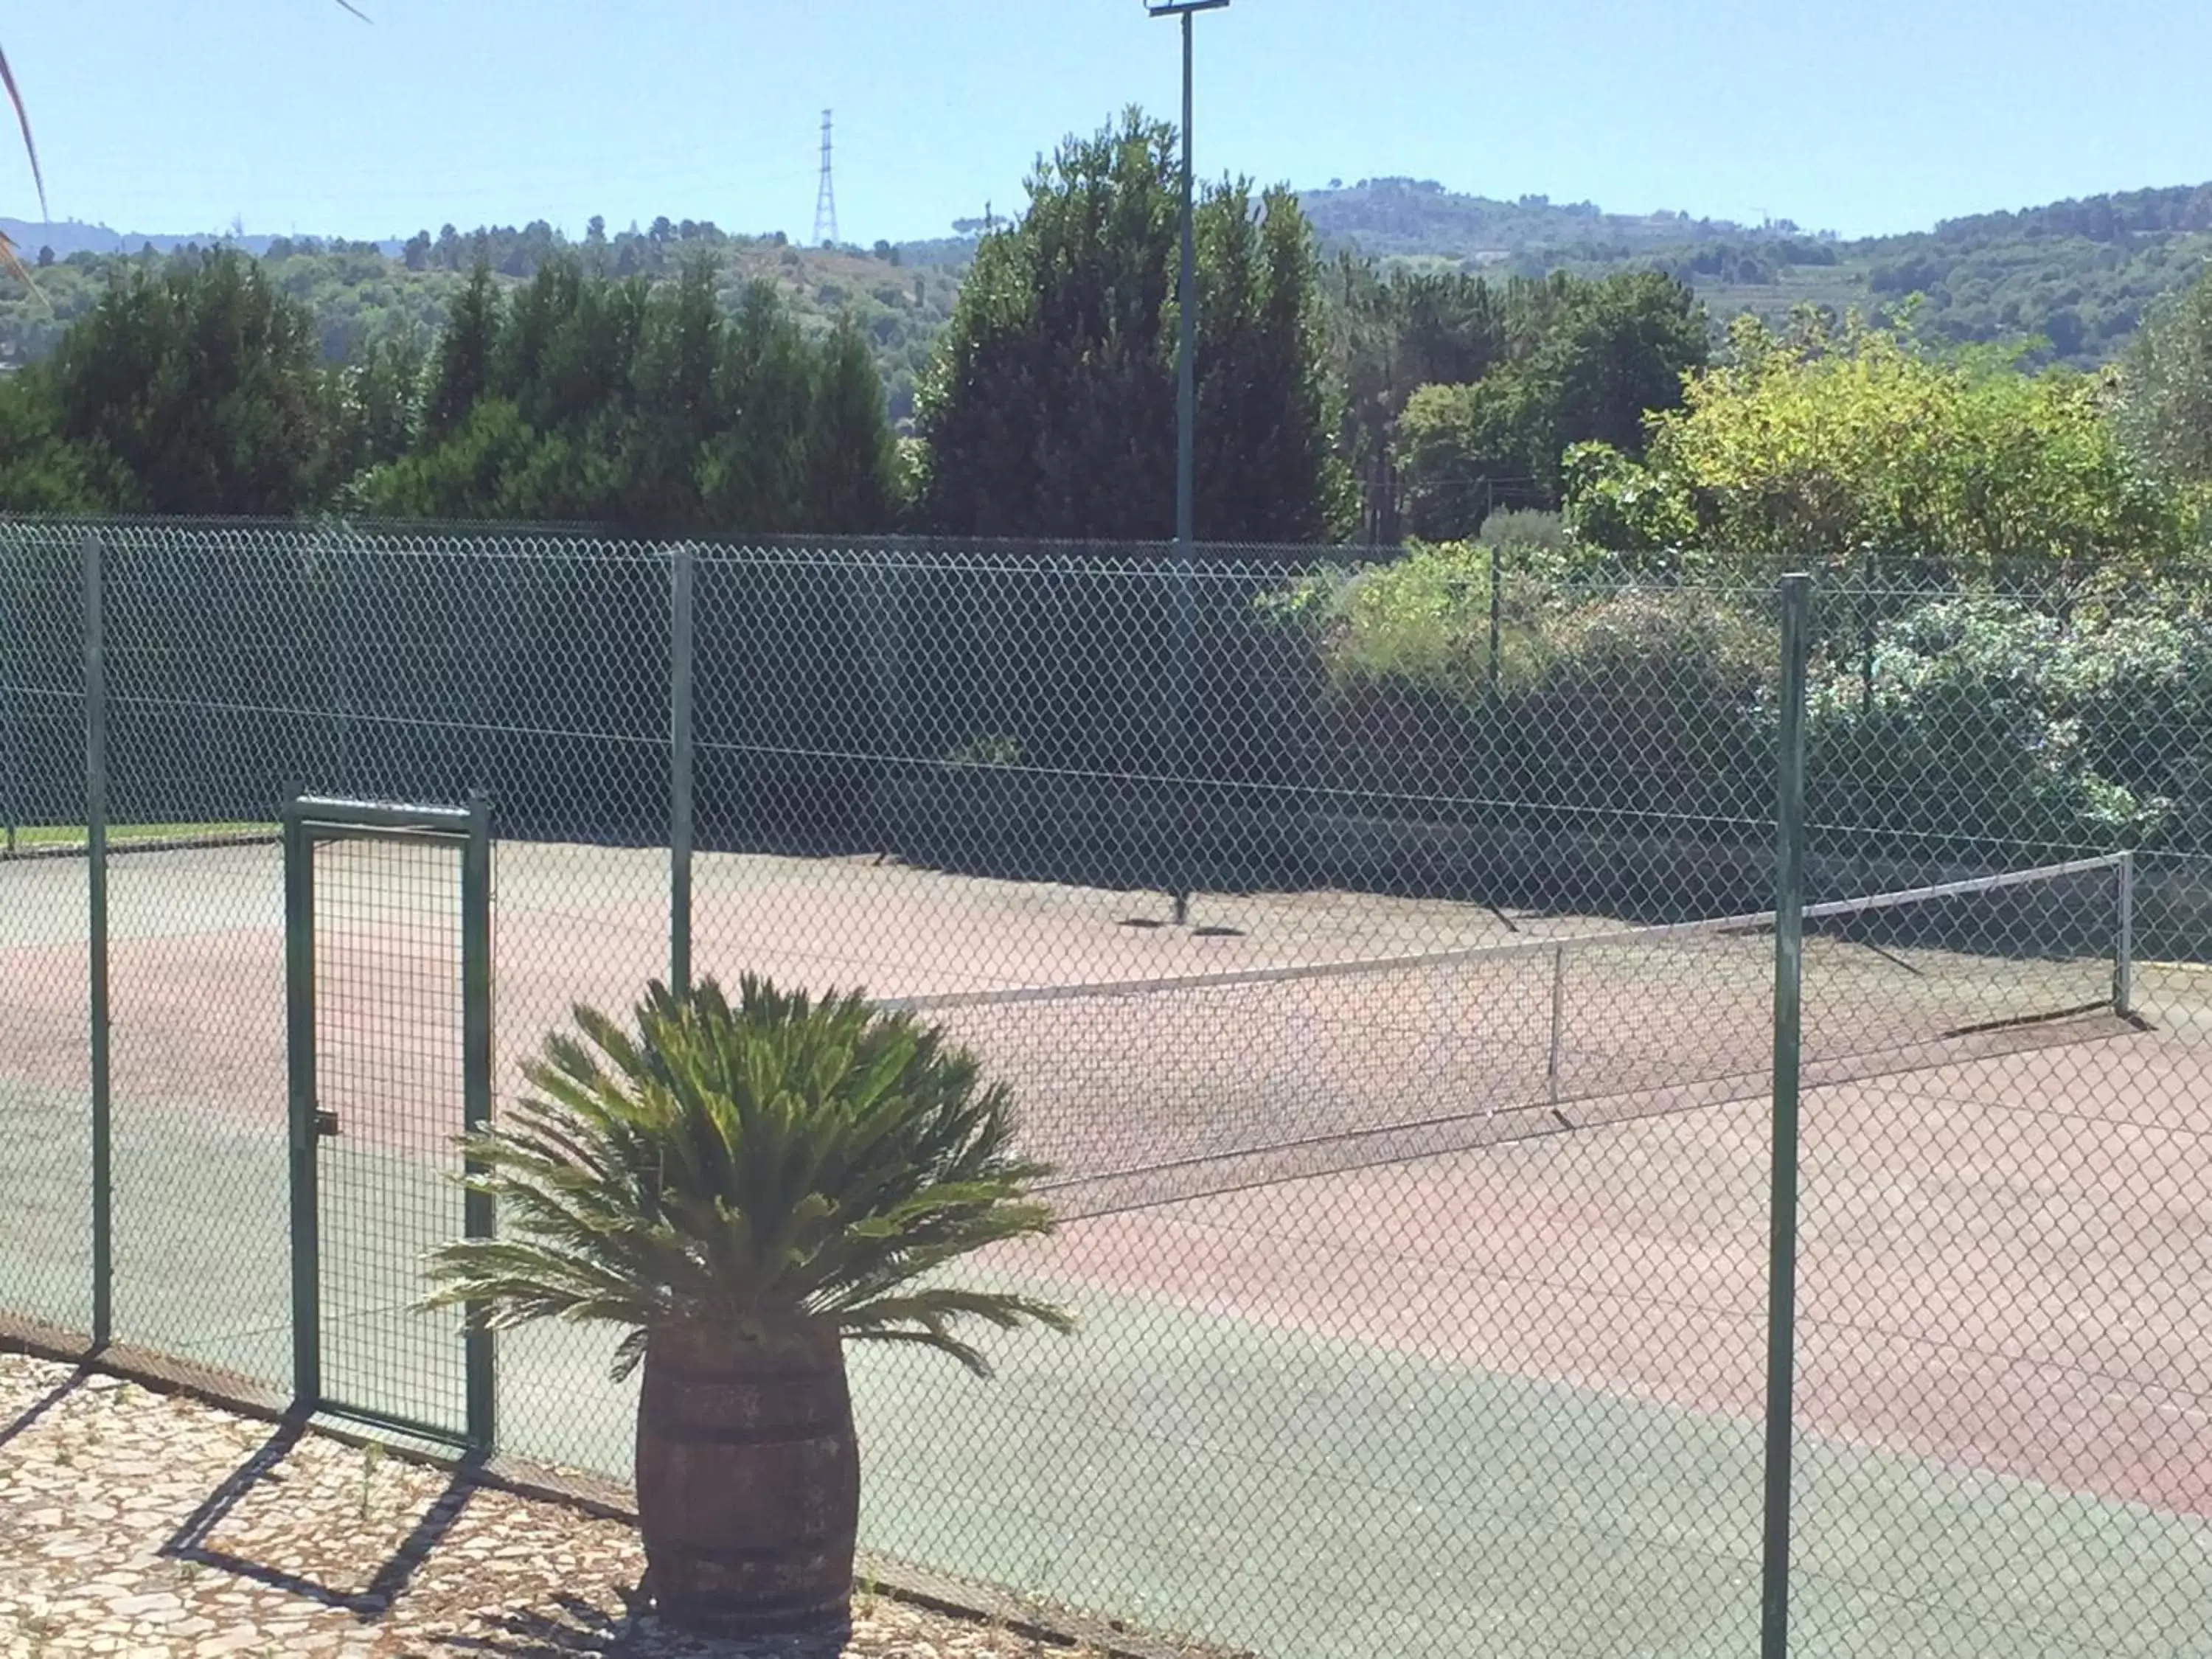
left=4, top=173, right=2211, bottom=431
left=1297, top=178, right=1775, bottom=261
left=1298, top=177, right=2212, bottom=367
left=0, top=247, right=902, bottom=534
left=0, top=219, right=960, bottom=425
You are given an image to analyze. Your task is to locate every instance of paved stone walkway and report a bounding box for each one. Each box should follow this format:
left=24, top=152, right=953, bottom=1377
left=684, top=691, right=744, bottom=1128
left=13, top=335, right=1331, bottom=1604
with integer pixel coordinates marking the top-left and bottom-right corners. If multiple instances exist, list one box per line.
left=0, top=1352, right=1095, bottom=1658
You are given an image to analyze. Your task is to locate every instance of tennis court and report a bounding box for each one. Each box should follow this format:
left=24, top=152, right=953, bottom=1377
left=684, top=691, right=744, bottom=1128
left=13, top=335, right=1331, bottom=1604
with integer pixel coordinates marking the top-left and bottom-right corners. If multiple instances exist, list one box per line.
left=0, top=835, right=2143, bottom=1194
left=4, top=830, right=2204, bottom=1657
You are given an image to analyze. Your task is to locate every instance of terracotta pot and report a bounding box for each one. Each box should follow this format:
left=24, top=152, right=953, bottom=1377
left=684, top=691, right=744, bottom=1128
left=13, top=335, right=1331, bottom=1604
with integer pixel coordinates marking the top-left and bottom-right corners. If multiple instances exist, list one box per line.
left=633, top=1321, right=860, bottom=1635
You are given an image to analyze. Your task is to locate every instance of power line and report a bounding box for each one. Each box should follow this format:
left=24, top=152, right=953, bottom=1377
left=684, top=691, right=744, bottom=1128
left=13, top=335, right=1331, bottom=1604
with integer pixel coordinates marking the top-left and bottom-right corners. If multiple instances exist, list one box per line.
left=813, top=109, right=838, bottom=247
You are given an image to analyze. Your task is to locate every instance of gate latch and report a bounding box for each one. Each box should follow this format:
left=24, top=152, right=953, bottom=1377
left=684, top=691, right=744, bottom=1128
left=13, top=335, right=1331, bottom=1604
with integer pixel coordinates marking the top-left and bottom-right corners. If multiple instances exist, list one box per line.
left=314, top=1109, right=342, bottom=1138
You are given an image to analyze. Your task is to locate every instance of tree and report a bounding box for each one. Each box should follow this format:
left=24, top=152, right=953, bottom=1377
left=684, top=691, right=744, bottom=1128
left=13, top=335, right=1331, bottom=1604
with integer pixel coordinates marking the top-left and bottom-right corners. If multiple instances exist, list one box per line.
left=420, top=262, right=499, bottom=443
left=608, top=256, right=721, bottom=530
left=321, top=330, right=424, bottom=504
left=1393, top=271, right=1708, bottom=535
left=1395, top=377, right=1534, bottom=538
left=1562, top=313, right=2185, bottom=590
left=0, top=366, right=111, bottom=511
left=1192, top=178, right=1346, bottom=542
left=364, top=257, right=902, bottom=535
left=700, top=280, right=813, bottom=532
left=916, top=108, right=1347, bottom=542
left=2118, top=261, right=2212, bottom=487
left=1523, top=271, right=1709, bottom=462
left=421, top=976, right=1071, bottom=1635
left=804, top=315, right=902, bottom=532
left=47, top=250, right=331, bottom=516
left=401, top=230, right=431, bottom=272
left=1326, top=260, right=1517, bottom=484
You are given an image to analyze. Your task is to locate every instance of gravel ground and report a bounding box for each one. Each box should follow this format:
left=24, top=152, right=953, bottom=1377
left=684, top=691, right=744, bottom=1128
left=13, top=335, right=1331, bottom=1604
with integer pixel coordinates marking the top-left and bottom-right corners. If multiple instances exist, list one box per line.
left=0, top=1352, right=1099, bottom=1658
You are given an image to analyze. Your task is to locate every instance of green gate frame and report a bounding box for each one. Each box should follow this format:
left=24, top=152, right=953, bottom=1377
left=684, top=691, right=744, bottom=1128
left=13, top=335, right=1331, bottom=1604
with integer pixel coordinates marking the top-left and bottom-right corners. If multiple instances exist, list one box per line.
left=282, top=794, right=495, bottom=1452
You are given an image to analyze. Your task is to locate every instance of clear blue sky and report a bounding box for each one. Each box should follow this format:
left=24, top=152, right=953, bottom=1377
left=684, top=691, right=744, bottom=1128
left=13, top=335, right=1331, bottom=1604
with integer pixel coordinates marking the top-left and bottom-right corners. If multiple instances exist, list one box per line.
left=5, top=0, right=2208, bottom=246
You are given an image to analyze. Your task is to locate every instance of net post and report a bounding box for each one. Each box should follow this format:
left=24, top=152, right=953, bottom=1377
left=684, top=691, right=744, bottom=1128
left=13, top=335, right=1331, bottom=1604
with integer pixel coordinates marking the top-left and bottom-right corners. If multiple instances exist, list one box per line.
left=669, top=543, right=695, bottom=997
left=1761, top=571, right=1812, bottom=1659
left=1547, top=942, right=1567, bottom=1105
left=459, top=792, right=497, bottom=1453
left=282, top=801, right=321, bottom=1409
left=2113, top=851, right=2136, bottom=1020
left=83, top=529, right=112, bottom=1350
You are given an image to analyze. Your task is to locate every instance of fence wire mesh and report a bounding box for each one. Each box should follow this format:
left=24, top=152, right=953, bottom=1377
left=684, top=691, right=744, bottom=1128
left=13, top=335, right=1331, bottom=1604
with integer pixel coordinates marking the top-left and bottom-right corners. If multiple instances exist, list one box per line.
left=1781, top=580, right=2212, bottom=1658
left=308, top=830, right=472, bottom=1436
left=0, top=523, right=92, bottom=1339
left=1, top=523, right=2207, bottom=1658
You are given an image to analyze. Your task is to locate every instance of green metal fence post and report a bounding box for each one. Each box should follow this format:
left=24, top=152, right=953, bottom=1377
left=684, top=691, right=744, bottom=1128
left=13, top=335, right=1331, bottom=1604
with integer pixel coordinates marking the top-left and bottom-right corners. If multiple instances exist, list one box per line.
left=1545, top=942, right=1567, bottom=1106
left=1487, top=543, right=1504, bottom=704
left=670, top=544, right=695, bottom=995
left=332, top=532, right=358, bottom=793
left=460, top=793, right=496, bottom=1452
left=83, top=529, right=112, bottom=1349
left=282, top=802, right=320, bottom=1408
left=1761, top=571, right=1812, bottom=1659
left=2113, top=850, right=2137, bottom=1020
left=1169, top=7, right=1202, bottom=919
left=3, top=566, right=18, bottom=858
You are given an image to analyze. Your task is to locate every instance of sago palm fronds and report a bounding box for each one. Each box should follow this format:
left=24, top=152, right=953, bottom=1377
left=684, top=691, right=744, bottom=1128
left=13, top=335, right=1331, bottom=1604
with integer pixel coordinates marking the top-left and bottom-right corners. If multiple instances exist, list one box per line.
left=422, top=975, right=1074, bottom=1380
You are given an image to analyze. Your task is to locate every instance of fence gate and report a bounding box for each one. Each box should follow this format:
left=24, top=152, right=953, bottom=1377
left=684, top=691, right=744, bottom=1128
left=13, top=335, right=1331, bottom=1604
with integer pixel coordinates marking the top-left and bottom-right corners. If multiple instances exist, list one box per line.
left=283, top=796, right=494, bottom=1451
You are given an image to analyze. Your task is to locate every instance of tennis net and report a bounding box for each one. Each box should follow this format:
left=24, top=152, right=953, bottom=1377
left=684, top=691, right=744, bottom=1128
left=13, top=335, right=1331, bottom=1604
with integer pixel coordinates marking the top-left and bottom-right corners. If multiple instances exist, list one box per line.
left=891, top=854, right=2138, bottom=1216
left=1, top=821, right=279, bottom=860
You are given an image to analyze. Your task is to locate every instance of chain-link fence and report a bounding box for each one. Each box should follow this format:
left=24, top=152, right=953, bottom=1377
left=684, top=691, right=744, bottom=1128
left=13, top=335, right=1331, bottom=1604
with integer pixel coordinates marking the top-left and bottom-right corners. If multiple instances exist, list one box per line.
left=3, top=522, right=2207, bottom=1658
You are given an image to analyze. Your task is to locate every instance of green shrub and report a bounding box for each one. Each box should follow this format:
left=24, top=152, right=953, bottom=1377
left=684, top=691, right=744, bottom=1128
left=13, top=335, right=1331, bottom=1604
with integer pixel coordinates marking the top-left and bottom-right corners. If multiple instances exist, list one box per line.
left=1558, top=440, right=1699, bottom=571
left=1269, top=541, right=1562, bottom=700
left=1273, top=554, right=1778, bottom=825
left=1476, top=507, right=1568, bottom=555
left=1506, top=588, right=1778, bottom=822
left=1269, top=559, right=2212, bottom=858
left=1807, top=598, right=2212, bottom=849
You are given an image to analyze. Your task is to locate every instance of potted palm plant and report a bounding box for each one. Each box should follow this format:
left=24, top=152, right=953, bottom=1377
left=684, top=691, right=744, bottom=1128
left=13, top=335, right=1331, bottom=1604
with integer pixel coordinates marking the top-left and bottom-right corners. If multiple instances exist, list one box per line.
left=421, top=973, right=1073, bottom=1636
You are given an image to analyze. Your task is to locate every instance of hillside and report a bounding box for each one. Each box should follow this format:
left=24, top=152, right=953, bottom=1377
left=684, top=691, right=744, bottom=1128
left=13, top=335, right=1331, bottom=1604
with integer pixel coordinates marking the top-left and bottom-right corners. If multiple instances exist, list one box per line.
left=7, top=176, right=2212, bottom=408
left=1300, top=177, right=2212, bottom=365
left=0, top=223, right=961, bottom=423
left=1, top=217, right=312, bottom=260
left=1296, top=177, right=1790, bottom=260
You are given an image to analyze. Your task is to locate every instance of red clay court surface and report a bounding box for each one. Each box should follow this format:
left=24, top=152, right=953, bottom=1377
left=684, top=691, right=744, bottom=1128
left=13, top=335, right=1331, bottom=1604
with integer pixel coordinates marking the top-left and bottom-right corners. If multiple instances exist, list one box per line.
left=1026, top=1030, right=2212, bottom=1519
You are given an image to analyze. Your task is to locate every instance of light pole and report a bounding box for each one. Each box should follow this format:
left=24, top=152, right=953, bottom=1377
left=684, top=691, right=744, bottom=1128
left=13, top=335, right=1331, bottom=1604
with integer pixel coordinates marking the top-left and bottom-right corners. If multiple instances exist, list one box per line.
left=1144, top=0, right=1228, bottom=928
left=1146, top=0, right=1229, bottom=552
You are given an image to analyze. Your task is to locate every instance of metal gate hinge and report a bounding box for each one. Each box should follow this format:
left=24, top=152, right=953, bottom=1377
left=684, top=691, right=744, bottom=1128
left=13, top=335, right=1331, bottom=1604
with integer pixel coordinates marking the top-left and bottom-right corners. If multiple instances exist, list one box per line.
left=315, top=1109, right=341, bottom=1138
